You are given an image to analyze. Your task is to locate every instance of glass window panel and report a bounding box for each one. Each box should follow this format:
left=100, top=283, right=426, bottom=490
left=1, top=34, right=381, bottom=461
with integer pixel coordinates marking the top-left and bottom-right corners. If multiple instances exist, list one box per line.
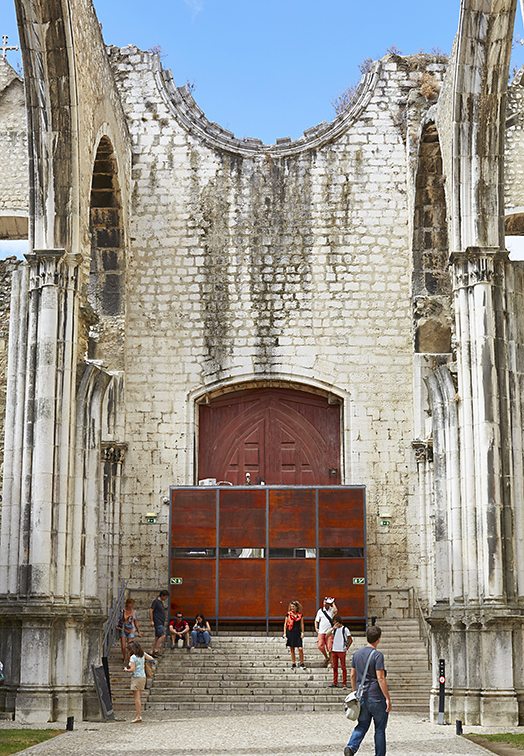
left=269, top=548, right=317, bottom=558
left=319, top=547, right=364, bottom=558
left=219, top=548, right=265, bottom=558
left=172, top=548, right=216, bottom=558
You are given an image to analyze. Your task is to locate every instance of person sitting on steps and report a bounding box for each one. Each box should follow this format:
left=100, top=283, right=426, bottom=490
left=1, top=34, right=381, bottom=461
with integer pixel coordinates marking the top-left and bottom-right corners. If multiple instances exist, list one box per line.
left=170, top=611, right=191, bottom=650
left=191, top=613, right=212, bottom=649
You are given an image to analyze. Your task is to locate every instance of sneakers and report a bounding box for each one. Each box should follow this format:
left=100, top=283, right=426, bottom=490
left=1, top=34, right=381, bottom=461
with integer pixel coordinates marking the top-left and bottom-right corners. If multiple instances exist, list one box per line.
left=291, top=663, right=296, bottom=668
left=299, top=663, right=306, bottom=668
left=329, top=683, right=338, bottom=687
left=322, top=658, right=330, bottom=667
left=343, top=747, right=354, bottom=756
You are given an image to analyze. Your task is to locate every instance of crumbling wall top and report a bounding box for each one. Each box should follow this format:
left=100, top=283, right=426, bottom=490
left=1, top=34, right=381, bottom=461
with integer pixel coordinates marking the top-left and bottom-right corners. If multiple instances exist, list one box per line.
left=108, top=44, right=382, bottom=157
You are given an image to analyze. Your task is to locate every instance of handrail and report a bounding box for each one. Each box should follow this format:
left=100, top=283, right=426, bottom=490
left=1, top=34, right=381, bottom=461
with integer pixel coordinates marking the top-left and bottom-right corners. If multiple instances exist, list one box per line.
left=102, top=578, right=127, bottom=658
left=412, top=589, right=431, bottom=670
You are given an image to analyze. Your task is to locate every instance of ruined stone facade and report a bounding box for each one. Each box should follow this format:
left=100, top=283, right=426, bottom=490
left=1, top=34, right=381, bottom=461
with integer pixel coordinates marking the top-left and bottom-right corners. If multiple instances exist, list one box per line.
left=0, top=0, right=524, bottom=728
left=0, top=57, right=27, bottom=239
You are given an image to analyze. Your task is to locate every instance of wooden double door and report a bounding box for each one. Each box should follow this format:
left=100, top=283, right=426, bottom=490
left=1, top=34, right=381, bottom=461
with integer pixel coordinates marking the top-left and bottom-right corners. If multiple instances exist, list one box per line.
left=198, top=387, right=341, bottom=485
left=169, top=486, right=366, bottom=626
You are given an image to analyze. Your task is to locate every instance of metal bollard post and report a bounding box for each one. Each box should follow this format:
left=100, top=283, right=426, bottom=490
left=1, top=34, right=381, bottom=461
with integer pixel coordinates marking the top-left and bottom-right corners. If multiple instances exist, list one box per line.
left=66, top=716, right=74, bottom=731
left=438, top=659, right=445, bottom=725
left=456, top=720, right=463, bottom=735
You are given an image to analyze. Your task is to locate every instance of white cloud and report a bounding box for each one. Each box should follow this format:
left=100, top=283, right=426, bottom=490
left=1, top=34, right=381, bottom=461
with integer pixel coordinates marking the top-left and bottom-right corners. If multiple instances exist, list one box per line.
left=182, top=0, right=203, bottom=17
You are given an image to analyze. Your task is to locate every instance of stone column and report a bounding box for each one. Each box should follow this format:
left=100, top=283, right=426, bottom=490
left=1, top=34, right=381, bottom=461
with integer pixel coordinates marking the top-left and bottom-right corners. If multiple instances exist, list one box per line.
left=0, top=250, right=103, bottom=722
left=452, top=248, right=505, bottom=603
left=428, top=247, right=519, bottom=726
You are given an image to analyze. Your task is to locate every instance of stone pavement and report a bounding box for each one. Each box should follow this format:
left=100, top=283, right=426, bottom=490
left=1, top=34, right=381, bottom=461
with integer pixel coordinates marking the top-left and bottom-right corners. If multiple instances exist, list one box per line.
left=0, top=711, right=502, bottom=755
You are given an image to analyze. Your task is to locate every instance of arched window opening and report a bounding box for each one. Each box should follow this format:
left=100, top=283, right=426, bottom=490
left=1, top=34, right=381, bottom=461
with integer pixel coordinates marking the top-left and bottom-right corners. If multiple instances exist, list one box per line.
left=88, top=136, right=124, bottom=318
left=412, top=123, right=452, bottom=354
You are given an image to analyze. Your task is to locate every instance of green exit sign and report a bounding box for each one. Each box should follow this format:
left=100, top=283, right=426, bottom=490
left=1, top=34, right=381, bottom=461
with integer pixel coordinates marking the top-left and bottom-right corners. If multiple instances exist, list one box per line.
left=353, top=577, right=365, bottom=585
left=170, top=577, right=183, bottom=585
left=380, top=519, right=391, bottom=527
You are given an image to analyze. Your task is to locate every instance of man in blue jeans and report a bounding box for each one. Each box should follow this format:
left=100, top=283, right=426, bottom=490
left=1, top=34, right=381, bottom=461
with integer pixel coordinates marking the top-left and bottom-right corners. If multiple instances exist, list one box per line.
left=344, top=625, right=391, bottom=756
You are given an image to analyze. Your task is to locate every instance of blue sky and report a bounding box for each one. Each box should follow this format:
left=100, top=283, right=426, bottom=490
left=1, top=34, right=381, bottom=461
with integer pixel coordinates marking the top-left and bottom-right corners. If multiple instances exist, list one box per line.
left=2, top=0, right=524, bottom=258
left=3, top=0, right=467, bottom=145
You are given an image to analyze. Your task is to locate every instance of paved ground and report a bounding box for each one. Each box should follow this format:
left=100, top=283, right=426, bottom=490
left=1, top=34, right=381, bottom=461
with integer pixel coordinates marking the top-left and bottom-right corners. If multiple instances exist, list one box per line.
left=0, top=710, right=510, bottom=755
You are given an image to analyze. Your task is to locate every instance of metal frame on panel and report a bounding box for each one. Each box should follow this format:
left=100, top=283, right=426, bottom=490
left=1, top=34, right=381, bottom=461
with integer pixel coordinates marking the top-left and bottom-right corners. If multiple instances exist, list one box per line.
left=315, top=489, right=320, bottom=613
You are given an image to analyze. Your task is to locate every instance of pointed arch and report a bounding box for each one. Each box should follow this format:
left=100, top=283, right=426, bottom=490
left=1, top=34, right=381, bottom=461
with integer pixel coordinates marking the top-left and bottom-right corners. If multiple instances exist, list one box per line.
left=412, top=121, right=452, bottom=353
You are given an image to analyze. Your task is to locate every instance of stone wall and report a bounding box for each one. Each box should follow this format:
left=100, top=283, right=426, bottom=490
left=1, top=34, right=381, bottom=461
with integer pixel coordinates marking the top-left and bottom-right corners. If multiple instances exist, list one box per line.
left=103, top=47, right=447, bottom=615
left=505, top=73, right=524, bottom=214
left=0, top=58, right=28, bottom=238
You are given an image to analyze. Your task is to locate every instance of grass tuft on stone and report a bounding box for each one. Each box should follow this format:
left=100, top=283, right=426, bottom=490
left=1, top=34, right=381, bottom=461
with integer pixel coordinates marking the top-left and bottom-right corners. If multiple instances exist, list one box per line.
left=0, top=729, right=63, bottom=755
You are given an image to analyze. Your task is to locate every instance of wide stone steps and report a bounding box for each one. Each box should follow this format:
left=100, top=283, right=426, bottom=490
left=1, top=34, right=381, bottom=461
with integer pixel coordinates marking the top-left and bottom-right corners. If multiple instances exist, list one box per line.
left=119, top=619, right=433, bottom=713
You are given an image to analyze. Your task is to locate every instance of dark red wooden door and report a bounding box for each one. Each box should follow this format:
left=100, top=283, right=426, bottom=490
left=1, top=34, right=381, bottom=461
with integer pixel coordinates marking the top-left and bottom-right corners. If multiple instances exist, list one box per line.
left=198, top=388, right=341, bottom=485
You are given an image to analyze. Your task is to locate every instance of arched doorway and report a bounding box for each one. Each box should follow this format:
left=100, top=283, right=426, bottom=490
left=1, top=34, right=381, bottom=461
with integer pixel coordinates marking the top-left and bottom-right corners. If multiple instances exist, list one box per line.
left=198, top=387, right=342, bottom=485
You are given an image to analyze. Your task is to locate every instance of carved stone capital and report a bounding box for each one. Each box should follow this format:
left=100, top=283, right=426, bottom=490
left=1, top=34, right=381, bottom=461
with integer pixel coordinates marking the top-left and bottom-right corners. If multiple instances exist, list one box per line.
left=25, top=250, right=81, bottom=291
left=412, top=439, right=433, bottom=463
left=450, top=247, right=507, bottom=290
left=101, top=442, right=127, bottom=464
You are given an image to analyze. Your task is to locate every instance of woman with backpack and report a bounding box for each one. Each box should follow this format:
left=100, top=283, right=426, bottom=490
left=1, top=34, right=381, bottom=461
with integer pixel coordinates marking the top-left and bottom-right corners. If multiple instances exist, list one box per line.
left=327, top=614, right=353, bottom=687
left=117, top=598, right=142, bottom=664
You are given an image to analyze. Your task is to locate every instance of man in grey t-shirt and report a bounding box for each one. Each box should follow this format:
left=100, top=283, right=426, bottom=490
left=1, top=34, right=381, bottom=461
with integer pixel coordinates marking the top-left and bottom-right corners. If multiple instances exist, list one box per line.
left=344, top=625, right=391, bottom=756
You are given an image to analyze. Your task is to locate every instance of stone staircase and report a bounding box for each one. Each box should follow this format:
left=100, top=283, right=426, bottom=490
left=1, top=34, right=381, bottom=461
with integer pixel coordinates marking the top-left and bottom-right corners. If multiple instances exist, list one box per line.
left=372, top=618, right=432, bottom=713
left=106, top=635, right=156, bottom=713
left=106, top=618, right=432, bottom=714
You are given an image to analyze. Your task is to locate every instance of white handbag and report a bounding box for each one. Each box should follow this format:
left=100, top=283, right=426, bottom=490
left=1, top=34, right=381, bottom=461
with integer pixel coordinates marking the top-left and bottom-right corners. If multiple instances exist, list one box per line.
left=344, top=649, right=377, bottom=721
left=344, top=690, right=360, bottom=720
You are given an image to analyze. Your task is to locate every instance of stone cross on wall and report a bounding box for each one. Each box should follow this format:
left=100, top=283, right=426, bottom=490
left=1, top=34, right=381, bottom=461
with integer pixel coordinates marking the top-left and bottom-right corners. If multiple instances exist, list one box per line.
left=1, top=35, right=19, bottom=59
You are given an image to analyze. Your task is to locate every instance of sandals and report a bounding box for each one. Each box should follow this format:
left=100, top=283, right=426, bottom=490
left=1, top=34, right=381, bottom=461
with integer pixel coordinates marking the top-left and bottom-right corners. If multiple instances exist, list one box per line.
left=131, top=717, right=142, bottom=723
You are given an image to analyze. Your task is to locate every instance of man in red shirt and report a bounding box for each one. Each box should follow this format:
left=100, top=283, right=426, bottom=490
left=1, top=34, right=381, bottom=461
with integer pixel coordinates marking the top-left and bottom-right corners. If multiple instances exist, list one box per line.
left=169, top=612, right=190, bottom=649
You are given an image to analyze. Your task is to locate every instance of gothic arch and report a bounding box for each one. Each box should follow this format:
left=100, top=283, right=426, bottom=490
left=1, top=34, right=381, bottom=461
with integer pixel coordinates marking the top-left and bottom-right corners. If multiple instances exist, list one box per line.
left=412, top=121, right=452, bottom=353
left=88, top=136, right=125, bottom=318
left=450, top=0, right=517, bottom=252
left=14, top=0, right=77, bottom=250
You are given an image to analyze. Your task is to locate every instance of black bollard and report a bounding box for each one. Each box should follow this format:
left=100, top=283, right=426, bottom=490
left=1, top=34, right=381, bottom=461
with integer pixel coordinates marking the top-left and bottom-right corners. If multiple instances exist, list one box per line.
left=66, top=716, right=74, bottom=731
left=456, top=720, right=463, bottom=735
left=438, top=659, right=445, bottom=724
